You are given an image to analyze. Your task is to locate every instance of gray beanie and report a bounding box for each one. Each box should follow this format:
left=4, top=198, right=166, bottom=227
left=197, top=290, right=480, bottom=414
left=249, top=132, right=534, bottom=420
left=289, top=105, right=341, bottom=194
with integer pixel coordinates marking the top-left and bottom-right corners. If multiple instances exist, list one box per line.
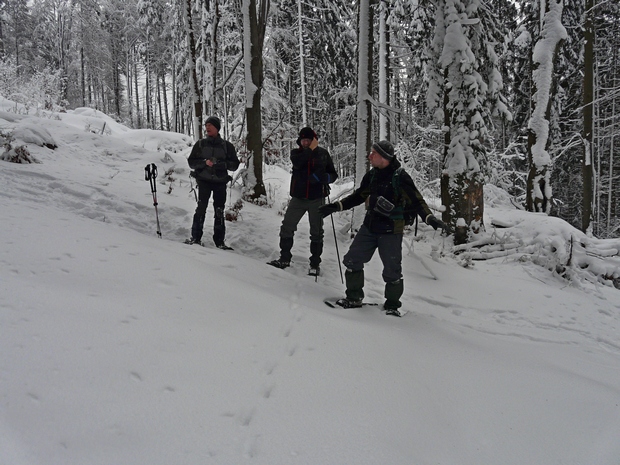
left=372, top=140, right=395, bottom=160
left=205, top=116, right=221, bottom=131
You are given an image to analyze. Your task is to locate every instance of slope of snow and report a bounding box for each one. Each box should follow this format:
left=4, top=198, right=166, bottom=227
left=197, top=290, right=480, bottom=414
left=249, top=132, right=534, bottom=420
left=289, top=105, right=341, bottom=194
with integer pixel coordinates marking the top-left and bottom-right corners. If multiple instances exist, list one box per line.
left=1, top=104, right=619, bottom=464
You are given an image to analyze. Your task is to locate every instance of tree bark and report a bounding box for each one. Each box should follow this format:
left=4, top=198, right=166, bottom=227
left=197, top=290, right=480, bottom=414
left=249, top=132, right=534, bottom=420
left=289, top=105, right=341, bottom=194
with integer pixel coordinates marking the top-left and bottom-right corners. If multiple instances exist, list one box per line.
left=582, top=0, right=594, bottom=233
left=352, top=0, right=375, bottom=232
left=183, top=0, right=203, bottom=140
left=525, top=0, right=566, bottom=213
left=242, top=0, right=269, bottom=200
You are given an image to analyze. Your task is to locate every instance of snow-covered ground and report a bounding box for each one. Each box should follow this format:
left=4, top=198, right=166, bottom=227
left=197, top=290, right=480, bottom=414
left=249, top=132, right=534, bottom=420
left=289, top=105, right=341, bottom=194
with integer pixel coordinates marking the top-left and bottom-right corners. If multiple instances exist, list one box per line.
left=1, top=99, right=619, bottom=464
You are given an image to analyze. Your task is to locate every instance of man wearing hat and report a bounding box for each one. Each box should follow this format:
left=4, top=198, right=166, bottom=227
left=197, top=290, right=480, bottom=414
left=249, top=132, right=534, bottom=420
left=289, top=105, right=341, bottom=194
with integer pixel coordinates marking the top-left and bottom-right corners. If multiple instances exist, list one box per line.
left=268, top=127, right=338, bottom=276
left=186, top=116, right=240, bottom=249
left=319, top=140, right=446, bottom=315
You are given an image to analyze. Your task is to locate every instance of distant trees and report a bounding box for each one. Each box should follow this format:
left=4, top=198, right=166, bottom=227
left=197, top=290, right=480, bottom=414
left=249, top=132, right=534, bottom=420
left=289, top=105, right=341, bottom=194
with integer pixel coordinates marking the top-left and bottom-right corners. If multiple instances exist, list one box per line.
left=0, top=0, right=618, bottom=238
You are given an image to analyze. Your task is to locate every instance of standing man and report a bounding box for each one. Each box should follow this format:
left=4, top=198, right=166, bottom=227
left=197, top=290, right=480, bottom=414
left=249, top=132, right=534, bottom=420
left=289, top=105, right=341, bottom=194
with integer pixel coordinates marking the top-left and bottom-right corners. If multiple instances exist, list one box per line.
left=319, top=140, right=447, bottom=315
left=185, top=116, right=240, bottom=250
left=268, top=127, right=338, bottom=276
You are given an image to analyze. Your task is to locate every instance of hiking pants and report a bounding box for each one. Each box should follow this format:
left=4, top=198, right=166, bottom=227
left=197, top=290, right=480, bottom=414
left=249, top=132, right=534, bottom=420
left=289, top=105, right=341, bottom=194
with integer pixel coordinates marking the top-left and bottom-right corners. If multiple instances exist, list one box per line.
left=279, top=197, right=325, bottom=264
left=191, top=180, right=227, bottom=245
left=343, top=224, right=403, bottom=283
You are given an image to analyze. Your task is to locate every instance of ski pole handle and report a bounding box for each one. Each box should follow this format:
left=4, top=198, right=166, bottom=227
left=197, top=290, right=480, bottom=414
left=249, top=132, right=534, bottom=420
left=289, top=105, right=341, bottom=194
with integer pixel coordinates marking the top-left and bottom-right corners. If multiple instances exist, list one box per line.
left=145, top=163, right=158, bottom=195
left=145, top=163, right=158, bottom=181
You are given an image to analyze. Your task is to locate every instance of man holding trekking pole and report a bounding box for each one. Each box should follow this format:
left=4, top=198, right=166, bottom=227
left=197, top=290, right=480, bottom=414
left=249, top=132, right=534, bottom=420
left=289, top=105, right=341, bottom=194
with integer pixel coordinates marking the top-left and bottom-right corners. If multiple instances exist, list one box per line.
left=319, top=140, right=447, bottom=315
left=268, top=127, right=338, bottom=276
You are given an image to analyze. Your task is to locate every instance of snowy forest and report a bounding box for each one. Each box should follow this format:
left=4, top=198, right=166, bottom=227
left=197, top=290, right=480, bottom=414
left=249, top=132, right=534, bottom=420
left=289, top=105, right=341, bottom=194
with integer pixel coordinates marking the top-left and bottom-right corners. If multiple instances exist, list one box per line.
left=0, top=0, right=619, bottom=242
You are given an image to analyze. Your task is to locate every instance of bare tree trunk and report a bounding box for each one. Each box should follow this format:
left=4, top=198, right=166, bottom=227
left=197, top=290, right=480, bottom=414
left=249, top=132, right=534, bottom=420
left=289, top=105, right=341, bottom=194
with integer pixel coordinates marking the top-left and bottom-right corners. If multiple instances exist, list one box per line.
left=80, top=47, right=86, bottom=107
left=352, top=0, right=375, bottom=232
left=145, top=50, right=152, bottom=128
left=607, top=76, right=617, bottom=233
left=171, top=39, right=178, bottom=132
left=241, top=0, right=269, bottom=199
left=126, top=51, right=134, bottom=127
left=297, top=0, right=307, bottom=125
left=378, top=0, right=389, bottom=140
left=156, top=69, right=164, bottom=130
left=526, top=0, right=566, bottom=213
left=183, top=0, right=203, bottom=140
left=133, top=53, right=141, bottom=128
left=582, top=0, right=594, bottom=233
left=210, top=0, right=220, bottom=115
left=161, top=70, right=170, bottom=131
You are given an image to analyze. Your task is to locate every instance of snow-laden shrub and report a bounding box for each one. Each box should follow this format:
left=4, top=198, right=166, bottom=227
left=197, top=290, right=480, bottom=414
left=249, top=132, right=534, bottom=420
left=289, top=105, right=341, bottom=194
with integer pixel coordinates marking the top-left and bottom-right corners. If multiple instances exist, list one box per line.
left=13, top=119, right=57, bottom=149
left=0, top=131, right=39, bottom=163
left=0, top=57, right=65, bottom=113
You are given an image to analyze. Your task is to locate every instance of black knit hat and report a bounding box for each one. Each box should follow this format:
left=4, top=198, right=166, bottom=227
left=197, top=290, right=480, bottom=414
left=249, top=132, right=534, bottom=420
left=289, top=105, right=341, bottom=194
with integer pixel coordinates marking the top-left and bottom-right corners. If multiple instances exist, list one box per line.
left=205, top=116, right=221, bottom=131
left=372, top=140, right=395, bottom=161
left=297, top=127, right=317, bottom=146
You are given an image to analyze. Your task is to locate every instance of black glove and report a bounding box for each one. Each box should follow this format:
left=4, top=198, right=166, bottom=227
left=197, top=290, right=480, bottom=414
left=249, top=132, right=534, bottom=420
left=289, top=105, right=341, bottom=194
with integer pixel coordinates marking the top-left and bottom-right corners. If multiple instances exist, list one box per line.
left=319, top=203, right=339, bottom=218
left=427, top=215, right=449, bottom=233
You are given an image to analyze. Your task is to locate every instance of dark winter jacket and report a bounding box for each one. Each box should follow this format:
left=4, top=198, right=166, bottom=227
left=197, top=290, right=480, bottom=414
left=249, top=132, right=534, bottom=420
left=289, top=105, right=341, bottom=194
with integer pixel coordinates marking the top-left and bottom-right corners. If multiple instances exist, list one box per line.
left=289, top=145, right=338, bottom=200
left=339, top=159, right=433, bottom=234
left=188, top=135, right=240, bottom=184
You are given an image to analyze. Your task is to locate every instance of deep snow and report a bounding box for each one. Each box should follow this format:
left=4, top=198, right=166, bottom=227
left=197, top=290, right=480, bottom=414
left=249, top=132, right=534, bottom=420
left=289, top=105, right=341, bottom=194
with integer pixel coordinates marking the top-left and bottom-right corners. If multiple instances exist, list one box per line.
left=1, top=100, right=619, bottom=464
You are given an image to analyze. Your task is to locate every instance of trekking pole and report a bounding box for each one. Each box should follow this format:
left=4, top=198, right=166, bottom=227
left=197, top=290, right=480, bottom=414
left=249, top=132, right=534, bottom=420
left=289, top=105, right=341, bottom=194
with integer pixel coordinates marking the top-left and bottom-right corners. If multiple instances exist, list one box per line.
left=189, top=174, right=198, bottom=202
left=144, top=163, right=162, bottom=238
left=328, top=195, right=344, bottom=284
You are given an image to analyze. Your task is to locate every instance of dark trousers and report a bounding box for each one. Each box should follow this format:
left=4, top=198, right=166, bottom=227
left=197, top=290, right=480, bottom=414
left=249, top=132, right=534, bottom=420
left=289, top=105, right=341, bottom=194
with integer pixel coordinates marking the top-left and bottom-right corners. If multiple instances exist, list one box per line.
left=343, top=224, right=404, bottom=308
left=279, top=197, right=325, bottom=266
left=191, top=180, right=227, bottom=245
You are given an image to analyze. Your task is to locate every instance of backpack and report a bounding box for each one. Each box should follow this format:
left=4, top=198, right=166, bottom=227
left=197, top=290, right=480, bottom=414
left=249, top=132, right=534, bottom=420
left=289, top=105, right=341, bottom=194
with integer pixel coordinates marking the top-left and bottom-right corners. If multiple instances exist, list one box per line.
left=369, top=167, right=418, bottom=227
left=389, top=167, right=417, bottom=227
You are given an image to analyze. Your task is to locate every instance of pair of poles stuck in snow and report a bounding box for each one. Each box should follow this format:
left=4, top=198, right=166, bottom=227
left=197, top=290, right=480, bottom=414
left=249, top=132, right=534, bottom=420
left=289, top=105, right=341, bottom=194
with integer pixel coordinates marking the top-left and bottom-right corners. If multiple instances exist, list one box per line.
left=144, top=163, right=162, bottom=239
left=143, top=164, right=437, bottom=281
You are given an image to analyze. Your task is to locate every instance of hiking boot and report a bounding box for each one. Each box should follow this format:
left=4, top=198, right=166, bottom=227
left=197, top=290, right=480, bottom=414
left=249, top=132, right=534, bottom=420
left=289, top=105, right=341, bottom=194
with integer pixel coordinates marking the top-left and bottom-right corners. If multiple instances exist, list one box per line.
left=267, top=259, right=290, bottom=269
left=184, top=238, right=203, bottom=246
left=308, top=266, right=320, bottom=277
left=335, top=298, right=363, bottom=309
left=216, top=243, right=233, bottom=250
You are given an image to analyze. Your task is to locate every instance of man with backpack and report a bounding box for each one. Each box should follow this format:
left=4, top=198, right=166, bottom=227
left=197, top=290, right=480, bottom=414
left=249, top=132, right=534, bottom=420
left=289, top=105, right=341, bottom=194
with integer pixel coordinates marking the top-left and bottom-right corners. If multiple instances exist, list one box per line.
left=185, top=116, right=240, bottom=250
left=319, top=140, right=447, bottom=315
left=268, top=127, right=338, bottom=276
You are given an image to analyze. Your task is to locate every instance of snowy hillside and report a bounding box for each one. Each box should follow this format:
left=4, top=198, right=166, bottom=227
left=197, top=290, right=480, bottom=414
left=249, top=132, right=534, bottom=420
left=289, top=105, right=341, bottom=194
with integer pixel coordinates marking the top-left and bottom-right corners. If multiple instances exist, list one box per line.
left=1, top=100, right=619, bottom=465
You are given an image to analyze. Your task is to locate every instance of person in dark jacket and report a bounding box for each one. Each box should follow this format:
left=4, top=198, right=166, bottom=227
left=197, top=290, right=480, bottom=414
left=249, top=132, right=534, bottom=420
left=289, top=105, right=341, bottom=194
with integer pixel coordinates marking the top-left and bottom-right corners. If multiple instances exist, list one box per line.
left=319, top=140, right=447, bottom=314
left=185, top=116, right=240, bottom=249
left=268, top=127, right=338, bottom=276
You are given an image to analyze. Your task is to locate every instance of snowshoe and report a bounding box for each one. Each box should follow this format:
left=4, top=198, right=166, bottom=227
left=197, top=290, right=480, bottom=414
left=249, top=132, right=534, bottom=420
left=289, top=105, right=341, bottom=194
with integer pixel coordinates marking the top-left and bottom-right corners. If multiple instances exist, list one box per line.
left=384, top=307, right=407, bottom=317
left=332, top=298, right=363, bottom=309
left=267, top=259, right=290, bottom=269
left=308, top=266, right=320, bottom=277
left=184, top=238, right=203, bottom=246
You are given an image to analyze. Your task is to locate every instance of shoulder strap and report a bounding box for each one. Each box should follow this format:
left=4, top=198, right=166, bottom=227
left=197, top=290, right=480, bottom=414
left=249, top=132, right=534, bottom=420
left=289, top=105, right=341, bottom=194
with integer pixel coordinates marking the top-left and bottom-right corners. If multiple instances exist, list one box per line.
left=392, top=167, right=405, bottom=204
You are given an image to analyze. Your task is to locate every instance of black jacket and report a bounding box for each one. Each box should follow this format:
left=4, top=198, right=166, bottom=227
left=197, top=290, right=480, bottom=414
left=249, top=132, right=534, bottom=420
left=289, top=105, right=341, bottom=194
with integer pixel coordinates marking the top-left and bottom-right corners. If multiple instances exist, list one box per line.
left=289, top=145, right=338, bottom=200
left=188, top=136, right=240, bottom=184
left=339, top=159, right=433, bottom=234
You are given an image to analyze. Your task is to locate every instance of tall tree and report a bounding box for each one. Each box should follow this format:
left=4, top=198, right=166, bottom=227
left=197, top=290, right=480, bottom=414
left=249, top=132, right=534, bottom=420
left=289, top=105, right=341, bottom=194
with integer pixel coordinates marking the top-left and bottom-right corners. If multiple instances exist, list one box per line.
left=182, top=0, right=203, bottom=139
left=582, top=0, right=594, bottom=232
left=352, top=0, right=375, bottom=231
left=427, top=0, right=510, bottom=244
left=377, top=0, right=388, bottom=140
left=525, top=0, right=566, bottom=213
left=241, top=0, right=269, bottom=200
